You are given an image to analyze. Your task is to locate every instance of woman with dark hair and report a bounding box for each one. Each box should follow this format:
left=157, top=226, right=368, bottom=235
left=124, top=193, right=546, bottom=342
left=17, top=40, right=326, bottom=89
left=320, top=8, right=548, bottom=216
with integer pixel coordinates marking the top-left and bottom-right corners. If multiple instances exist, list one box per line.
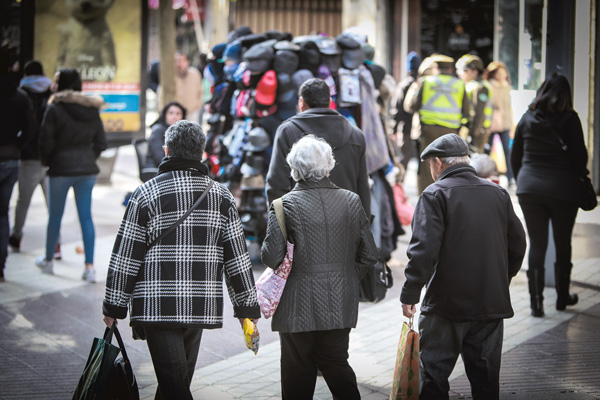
left=146, top=101, right=186, bottom=168
left=484, top=61, right=514, bottom=186
left=36, top=68, right=107, bottom=282
left=511, top=73, right=591, bottom=317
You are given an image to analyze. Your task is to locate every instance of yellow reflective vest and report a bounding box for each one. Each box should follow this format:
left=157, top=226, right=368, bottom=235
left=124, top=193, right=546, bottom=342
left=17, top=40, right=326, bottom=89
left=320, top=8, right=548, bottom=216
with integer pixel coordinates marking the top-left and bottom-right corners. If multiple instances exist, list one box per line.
left=466, top=79, right=493, bottom=130
left=419, top=75, right=466, bottom=129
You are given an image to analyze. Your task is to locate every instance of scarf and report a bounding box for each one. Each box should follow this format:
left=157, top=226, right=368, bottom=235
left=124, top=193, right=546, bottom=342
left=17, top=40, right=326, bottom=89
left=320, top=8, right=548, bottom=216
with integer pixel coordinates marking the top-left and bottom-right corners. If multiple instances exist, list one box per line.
left=157, top=156, right=209, bottom=176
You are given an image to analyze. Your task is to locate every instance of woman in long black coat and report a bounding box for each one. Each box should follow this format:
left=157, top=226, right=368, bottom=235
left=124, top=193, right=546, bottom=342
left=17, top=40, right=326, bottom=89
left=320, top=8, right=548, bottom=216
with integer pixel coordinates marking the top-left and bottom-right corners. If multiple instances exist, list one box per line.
left=511, top=73, right=591, bottom=317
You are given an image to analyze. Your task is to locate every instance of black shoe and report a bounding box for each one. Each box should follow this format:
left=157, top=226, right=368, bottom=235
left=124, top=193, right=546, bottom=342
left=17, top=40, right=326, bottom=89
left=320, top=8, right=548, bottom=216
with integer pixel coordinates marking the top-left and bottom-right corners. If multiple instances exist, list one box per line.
left=556, top=293, right=578, bottom=311
left=0, top=268, right=5, bottom=282
left=530, top=296, right=545, bottom=317
left=8, top=235, right=20, bottom=252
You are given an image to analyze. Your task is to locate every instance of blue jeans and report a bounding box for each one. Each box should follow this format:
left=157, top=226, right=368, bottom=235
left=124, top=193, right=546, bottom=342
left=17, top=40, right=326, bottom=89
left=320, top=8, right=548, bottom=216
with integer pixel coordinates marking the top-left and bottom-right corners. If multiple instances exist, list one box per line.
left=0, top=160, right=19, bottom=269
left=47, top=175, right=97, bottom=264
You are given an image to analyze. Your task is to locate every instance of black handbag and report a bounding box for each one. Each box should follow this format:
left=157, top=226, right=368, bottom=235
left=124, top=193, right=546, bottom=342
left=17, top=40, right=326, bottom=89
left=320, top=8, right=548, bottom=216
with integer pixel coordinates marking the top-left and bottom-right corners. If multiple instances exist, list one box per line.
left=359, top=258, right=393, bottom=303
left=73, top=324, right=139, bottom=400
left=580, top=176, right=598, bottom=211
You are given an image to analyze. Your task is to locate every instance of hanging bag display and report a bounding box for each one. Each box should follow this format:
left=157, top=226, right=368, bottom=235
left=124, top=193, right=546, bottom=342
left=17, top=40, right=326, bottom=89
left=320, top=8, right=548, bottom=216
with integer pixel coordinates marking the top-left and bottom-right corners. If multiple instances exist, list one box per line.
left=255, top=198, right=294, bottom=318
left=389, top=319, right=419, bottom=400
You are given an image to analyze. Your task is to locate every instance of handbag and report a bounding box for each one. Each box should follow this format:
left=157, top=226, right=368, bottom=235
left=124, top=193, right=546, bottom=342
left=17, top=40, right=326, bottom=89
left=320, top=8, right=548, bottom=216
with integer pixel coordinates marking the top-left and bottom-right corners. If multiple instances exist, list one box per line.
left=133, top=180, right=214, bottom=340
left=73, top=324, right=139, bottom=400
left=580, top=176, right=598, bottom=211
left=548, top=126, right=597, bottom=211
left=255, top=198, right=294, bottom=319
left=389, top=319, right=419, bottom=400
left=359, top=257, right=393, bottom=303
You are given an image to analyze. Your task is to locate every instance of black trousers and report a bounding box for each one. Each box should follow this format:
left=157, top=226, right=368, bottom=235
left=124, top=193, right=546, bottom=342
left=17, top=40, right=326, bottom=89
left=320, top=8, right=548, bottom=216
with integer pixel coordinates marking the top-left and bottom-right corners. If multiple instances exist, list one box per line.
left=419, top=313, right=503, bottom=400
left=279, top=328, right=360, bottom=400
left=144, top=326, right=203, bottom=400
left=518, top=194, right=578, bottom=272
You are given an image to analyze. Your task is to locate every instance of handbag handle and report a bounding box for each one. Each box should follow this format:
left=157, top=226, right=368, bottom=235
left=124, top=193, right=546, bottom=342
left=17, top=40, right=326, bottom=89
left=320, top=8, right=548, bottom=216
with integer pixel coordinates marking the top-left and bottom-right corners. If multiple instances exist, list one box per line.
left=103, top=323, right=132, bottom=364
left=273, top=198, right=287, bottom=241
left=148, top=180, right=214, bottom=248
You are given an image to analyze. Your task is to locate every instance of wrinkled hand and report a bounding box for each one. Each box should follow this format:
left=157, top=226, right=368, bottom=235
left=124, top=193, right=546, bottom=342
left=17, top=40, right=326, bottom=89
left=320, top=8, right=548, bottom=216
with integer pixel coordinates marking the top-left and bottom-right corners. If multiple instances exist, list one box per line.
left=402, top=304, right=417, bottom=319
left=103, top=315, right=117, bottom=328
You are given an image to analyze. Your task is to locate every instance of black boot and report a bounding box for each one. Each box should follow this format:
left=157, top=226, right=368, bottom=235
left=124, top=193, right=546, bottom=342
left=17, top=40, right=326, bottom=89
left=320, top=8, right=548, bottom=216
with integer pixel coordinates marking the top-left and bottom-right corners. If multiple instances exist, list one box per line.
left=555, top=263, right=578, bottom=311
left=528, top=269, right=545, bottom=317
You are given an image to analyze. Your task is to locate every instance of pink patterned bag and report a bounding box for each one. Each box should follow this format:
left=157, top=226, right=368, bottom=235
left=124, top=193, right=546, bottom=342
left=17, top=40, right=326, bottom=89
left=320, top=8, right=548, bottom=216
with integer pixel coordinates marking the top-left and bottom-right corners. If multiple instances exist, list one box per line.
left=256, top=198, right=294, bottom=319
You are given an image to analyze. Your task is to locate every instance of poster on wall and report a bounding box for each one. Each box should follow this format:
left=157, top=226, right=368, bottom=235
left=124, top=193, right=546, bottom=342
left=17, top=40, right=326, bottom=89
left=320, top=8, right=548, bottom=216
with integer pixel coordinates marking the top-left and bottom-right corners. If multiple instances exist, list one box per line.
left=34, top=0, right=141, bottom=134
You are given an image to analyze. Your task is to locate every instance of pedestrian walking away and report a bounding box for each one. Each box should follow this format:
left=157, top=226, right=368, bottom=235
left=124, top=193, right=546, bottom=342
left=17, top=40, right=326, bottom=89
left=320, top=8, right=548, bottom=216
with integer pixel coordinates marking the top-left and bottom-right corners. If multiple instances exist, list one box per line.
left=103, top=120, right=260, bottom=399
left=400, top=133, right=526, bottom=399
left=511, top=73, right=592, bottom=317
left=265, top=78, right=371, bottom=216
left=36, top=68, right=107, bottom=281
left=261, top=135, right=379, bottom=400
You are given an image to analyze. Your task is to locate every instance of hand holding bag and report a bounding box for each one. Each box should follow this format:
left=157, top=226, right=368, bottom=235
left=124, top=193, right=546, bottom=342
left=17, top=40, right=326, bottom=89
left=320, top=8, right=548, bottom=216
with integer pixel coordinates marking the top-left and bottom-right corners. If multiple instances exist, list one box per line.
left=389, top=319, right=419, bottom=400
left=256, top=198, right=294, bottom=319
left=73, top=324, right=140, bottom=400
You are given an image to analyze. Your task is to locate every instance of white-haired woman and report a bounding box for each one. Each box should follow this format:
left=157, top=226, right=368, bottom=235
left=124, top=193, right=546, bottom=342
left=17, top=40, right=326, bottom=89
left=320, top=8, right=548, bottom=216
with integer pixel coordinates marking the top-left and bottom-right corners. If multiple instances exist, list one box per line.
left=261, top=135, right=378, bottom=400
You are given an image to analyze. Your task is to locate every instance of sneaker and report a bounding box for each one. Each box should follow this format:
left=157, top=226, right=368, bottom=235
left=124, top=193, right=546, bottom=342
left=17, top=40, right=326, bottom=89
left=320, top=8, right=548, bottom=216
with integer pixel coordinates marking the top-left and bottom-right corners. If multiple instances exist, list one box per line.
left=35, top=256, right=54, bottom=275
left=8, top=235, right=20, bottom=252
left=54, top=243, right=62, bottom=260
left=82, top=268, right=96, bottom=283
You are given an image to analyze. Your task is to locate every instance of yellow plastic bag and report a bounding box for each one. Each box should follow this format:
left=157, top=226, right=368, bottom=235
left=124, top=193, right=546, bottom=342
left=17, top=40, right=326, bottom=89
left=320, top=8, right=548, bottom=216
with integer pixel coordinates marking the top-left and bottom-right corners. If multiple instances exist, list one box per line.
left=490, top=134, right=507, bottom=174
left=243, top=318, right=260, bottom=355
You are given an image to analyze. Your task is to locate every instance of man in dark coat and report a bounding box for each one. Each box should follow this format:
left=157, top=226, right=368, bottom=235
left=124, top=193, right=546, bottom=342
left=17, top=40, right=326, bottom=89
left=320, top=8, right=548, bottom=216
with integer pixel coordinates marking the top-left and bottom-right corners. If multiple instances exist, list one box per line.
left=0, top=48, right=34, bottom=282
left=265, top=78, right=371, bottom=217
left=400, top=134, right=526, bottom=399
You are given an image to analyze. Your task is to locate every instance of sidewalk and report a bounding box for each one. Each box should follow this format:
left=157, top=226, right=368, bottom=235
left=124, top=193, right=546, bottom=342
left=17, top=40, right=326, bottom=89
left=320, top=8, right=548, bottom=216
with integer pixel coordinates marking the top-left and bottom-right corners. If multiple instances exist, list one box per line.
left=0, top=147, right=599, bottom=399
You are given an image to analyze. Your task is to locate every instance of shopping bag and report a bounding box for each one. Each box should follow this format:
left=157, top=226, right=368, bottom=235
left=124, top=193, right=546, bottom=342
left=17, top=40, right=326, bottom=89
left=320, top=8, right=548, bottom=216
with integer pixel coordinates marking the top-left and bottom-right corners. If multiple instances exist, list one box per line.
left=392, top=182, right=414, bottom=226
left=389, top=320, right=419, bottom=400
left=256, top=198, right=293, bottom=319
left=242, top=318, right=260, bottom=355
left=490, top=134, right=506, bottom=174
left=73, top=324, right=139, bottom=400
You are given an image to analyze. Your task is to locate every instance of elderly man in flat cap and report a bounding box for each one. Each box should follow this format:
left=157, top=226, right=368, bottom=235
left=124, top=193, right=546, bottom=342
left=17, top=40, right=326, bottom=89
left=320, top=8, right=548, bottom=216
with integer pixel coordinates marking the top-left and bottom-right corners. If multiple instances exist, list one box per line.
left=400, top=133, right=526, bottom=399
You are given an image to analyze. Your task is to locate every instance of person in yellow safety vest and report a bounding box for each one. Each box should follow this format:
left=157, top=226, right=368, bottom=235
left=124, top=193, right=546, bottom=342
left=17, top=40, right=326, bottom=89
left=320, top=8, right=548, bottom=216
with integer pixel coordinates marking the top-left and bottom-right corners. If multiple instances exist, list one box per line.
left=404, top=54, right=470, bottom=194
left=456, top=54, right=493, bottom=153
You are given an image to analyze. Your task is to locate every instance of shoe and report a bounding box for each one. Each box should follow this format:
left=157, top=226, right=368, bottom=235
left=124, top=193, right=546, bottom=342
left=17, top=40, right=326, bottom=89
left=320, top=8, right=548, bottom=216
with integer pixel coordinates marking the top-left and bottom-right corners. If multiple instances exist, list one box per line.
left=35, top=256, right=54, bottom=275
left=54, top=243, right=62, bottom=260
left=82, top=268, right=96, bottom=283
left=0, top=268, right=5, bottom=282
left=8, top=235, right=20, bottom=252
left=556, top=293, right=579, bottom=311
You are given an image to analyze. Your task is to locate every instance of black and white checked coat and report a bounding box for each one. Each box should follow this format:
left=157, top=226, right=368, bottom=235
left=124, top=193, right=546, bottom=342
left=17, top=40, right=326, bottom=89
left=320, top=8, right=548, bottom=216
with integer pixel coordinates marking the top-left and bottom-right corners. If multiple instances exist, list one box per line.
left=103, top=169, right=260, bottom=329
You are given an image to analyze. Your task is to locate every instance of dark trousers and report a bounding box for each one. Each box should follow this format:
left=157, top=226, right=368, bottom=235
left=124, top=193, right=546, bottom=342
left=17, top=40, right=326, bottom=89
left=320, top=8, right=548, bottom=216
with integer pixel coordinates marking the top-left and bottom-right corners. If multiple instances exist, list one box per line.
left=518, top=194, right=578, bottom=272
left=145, top=326, right=203, bottom=400
left=279, top=328, right=360, bottom=400
left=0, top=160, right=19, bottom=271
left=419, top=313, right=503, bottom=400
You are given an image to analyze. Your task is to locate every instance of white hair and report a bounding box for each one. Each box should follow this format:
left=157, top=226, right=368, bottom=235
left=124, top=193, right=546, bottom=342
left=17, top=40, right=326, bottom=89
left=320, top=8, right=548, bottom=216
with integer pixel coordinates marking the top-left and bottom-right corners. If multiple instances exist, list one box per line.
left=286, top=135, right=335, bottom=182
left=439, top=155, right=470, bottom=166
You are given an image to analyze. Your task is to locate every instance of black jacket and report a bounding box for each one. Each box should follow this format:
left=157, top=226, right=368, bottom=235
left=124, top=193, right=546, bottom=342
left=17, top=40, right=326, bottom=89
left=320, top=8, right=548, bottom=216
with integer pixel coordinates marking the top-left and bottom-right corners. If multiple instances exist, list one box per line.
left=265, top=108, right=371, bottom=217
left=400, top=164, right=526, bottom=322
left=0, top=75, right=33, bottom=161
left=146, top=122, right=167, bottom=168
left=511, top=109, right=589, bottom=204
left=20, top=76, right=52, bottom=160
left=39, top=90, right=107, bottom=176
left=261, top=178, right=378, bottom=332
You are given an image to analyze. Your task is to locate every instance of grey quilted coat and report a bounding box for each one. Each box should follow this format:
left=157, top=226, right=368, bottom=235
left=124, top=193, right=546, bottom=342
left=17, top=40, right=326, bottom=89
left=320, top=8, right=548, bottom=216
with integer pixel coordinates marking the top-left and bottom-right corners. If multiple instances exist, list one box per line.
left=261, top=178, right=379, bottom=333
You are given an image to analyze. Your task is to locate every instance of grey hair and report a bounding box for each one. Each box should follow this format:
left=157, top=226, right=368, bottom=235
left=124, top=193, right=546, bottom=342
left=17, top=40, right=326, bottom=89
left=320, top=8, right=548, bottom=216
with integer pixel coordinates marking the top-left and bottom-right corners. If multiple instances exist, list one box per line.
left=286, top=134, right=335, bottom=182
left=439, top=155, right=470, bottom=166
left=164, top=120, right=206, bottom=161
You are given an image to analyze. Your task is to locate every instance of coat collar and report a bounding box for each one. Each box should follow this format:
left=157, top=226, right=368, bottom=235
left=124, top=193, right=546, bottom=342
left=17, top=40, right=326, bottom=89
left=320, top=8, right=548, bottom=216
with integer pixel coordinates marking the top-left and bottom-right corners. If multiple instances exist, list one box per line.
left=292, top=177, right=338, bottom=192
left=437, top=163, right=477, bottom=181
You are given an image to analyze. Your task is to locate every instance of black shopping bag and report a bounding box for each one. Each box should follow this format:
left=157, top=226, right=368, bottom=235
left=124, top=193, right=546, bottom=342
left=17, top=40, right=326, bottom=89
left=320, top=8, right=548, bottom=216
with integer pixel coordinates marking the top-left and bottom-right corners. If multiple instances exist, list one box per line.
left=73, top=324, right=139, bottom=400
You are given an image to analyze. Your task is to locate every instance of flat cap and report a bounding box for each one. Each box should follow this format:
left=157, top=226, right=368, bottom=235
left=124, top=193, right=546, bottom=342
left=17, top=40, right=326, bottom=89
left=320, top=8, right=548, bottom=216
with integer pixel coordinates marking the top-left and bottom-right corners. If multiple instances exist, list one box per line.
left=420, top=133, right=469, bottom=161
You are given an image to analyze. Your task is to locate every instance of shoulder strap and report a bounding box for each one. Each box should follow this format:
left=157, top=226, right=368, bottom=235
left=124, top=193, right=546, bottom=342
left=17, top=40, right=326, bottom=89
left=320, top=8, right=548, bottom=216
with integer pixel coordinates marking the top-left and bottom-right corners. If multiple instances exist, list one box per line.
left=148, top=180, right=214, bottom=249
left=273, top=198, right=287, bottom=241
